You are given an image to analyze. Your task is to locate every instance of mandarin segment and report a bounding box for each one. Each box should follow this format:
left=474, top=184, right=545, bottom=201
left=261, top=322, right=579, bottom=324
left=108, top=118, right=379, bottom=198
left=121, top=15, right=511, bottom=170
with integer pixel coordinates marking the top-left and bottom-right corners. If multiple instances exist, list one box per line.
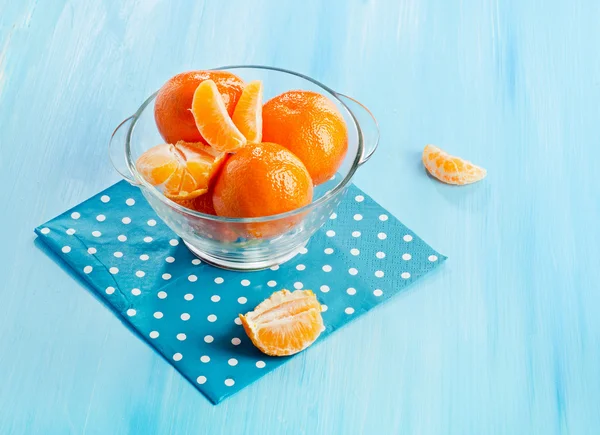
left=422, top=144, right=487, bottom=185
left=191, top=80, right=247, bottom=153
left=262, top=90, right=348, bottom=185
left=136, top=141, right=226, bottom=200
left=240, top=289, right=324, bottom=356
left=232, top=80, right=263, bottom=143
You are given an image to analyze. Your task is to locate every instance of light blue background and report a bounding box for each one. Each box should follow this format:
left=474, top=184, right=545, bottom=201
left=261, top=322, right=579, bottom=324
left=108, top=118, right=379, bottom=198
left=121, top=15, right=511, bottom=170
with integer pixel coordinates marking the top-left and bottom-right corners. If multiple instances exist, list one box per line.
left=1, top=1, right=599, bottom=434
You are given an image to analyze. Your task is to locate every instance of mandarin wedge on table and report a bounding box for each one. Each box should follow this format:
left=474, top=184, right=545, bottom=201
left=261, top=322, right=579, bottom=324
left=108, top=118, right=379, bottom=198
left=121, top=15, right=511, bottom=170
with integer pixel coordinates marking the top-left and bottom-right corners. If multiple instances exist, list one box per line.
left=191, top=80, right=247, bottom=153
left=136, top=141, right=226, bottom=200
left=262, top=90, right=348, bottom=185
left=240, top=289, right=324, bottom=356
left=232, top=80, right=263, bottom=143
left=422, top=144, right=487, bottom=185
left=154, top=70, right=245, bottom=144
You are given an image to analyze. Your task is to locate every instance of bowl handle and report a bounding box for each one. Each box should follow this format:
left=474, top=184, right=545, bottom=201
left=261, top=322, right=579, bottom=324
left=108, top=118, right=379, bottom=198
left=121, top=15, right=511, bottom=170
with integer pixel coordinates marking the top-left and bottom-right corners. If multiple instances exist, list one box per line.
left=108, top=116, right=140, bottom=186
left=336, top=93, right=380, bottom=165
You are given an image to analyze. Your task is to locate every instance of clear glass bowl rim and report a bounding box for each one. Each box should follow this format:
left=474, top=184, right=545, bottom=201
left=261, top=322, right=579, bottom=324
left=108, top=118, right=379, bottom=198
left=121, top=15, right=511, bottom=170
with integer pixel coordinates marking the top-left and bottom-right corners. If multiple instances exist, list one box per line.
left=124, top=64, right=365, bottom=224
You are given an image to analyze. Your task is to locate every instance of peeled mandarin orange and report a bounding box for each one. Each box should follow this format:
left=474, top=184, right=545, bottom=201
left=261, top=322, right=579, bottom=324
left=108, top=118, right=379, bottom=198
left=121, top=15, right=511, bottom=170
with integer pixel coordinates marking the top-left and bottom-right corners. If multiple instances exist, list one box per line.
left=191, top=80, right=247, bottom=153
left=240, top=289, right=324, bottom=356
left=422, top=144, right=487, bottom=185
left=232, top=80, right=263, bottom=143
left=262, top=90, right=348, bottom=185
left=213, top=142, right=313, bottom=218
left=136, top=141, right=226, bottom=200
left=154, top=70, right=244, bottom=144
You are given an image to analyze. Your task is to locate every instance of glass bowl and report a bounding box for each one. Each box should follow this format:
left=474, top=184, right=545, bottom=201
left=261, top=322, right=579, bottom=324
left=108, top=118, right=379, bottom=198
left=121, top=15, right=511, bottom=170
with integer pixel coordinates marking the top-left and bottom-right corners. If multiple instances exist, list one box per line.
left=109, top=65, right=379, bottom=270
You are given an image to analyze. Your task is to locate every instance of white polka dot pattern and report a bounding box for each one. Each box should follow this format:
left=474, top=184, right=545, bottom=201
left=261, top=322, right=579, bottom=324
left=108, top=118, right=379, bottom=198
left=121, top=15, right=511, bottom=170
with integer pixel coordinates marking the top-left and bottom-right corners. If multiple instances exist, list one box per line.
left=35, top=181, right=445, bottom=404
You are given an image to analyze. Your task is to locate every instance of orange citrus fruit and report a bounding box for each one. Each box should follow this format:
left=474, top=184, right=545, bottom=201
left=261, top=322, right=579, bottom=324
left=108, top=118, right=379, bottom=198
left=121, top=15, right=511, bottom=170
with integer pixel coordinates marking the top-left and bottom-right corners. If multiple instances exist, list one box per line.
left=154, top=70, right=244, bottom=144
left=136, top=141, right=226, bottom=200
left=191, top=80, right=247, bottom=152
left=212, top=142, right=313, bottom=218
left=172, top=191, right=217, bottom=215
left=240, top=289, right=324, bottom=356
left=422, top=144, right=487, bottom=185
left=232, top=80, right=263, bottom=143
left=262, top=90, right=348, bottom=185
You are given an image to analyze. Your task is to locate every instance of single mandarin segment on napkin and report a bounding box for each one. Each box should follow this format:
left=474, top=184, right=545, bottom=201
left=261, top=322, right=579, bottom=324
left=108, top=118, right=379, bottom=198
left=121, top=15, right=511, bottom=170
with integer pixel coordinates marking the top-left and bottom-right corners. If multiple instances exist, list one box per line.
left=262, top=90, right=348, bottom=185
left=231, top=80, right=263, bottom=143
left=154, top=70, right=245, bottom=144
left=135, top=141, right=226, bottom=200
left=422, top=144, right=487, bottom=185
left=240, top=289, right=324, bottom=356
left=191, top=79, right=247, bottom=153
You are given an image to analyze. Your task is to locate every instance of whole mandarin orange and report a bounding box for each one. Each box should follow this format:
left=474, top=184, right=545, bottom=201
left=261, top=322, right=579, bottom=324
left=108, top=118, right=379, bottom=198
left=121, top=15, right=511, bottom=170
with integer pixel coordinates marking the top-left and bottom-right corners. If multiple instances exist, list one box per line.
left=213, top=142, right=313, bottom=219
left=262, top=90, right=348, bottom=185
left=155, top=71, right=245, bottom=144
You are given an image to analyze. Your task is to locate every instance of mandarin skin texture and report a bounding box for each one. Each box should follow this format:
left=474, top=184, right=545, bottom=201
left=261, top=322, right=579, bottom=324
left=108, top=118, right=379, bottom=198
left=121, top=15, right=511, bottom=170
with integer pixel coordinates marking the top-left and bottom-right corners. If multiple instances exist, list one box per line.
left=262, top=90, right=348, bottom=185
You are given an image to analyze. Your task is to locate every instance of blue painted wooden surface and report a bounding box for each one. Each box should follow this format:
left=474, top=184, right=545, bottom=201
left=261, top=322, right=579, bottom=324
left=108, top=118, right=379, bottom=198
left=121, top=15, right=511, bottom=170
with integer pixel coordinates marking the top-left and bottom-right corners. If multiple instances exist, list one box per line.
left=1, top=0, right=599, bottom=434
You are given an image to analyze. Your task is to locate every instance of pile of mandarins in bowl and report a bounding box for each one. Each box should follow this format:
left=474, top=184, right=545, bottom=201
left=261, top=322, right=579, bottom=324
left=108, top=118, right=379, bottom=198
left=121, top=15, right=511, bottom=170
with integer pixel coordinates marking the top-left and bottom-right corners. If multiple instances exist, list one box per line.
left=136, top=70, right=349, bottom=223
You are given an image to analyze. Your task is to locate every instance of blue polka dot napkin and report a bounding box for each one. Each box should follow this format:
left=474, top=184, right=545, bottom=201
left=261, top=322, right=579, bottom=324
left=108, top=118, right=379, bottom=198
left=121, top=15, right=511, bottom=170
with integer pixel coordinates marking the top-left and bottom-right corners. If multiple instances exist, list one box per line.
left=35, top=181, right=446, bottom=404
